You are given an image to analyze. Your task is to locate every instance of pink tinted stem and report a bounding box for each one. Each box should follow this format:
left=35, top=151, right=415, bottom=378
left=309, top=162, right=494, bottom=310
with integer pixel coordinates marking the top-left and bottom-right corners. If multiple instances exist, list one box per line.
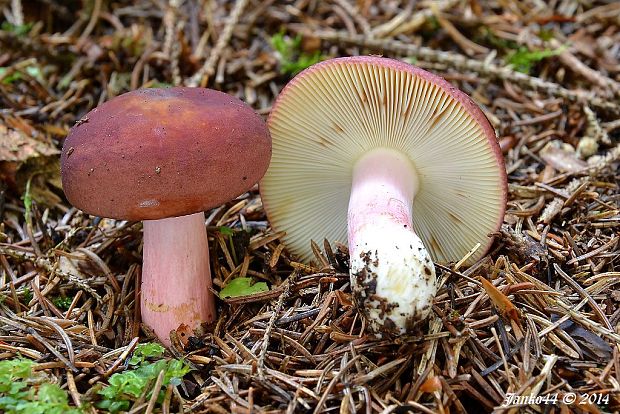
left=347, top=148, right=436, bottom=335
left=141, top=212, right=215, bottom=346
left=348, top=148, right=417, bottom=248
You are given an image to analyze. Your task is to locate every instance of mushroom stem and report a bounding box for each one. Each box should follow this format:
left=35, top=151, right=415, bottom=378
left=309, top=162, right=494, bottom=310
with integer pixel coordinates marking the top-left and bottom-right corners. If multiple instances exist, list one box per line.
left=347, top=148, right=436, bottom=336
left=141, top=212, right=215, bottom=346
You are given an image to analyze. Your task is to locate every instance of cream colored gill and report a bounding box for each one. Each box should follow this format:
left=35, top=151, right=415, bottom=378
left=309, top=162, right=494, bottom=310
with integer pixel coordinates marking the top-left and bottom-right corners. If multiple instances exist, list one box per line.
left=261, top=60, right=504, bottom=264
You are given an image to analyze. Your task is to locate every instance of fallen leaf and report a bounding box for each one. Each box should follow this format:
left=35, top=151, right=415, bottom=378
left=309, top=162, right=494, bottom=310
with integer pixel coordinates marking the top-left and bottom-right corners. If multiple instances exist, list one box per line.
left=219, top=277, right=269, bottom=299
left=175, top=323, right=193, bottom=349
left=0, top=124, right=61, bottom=206
left=0, top=124, right=58, bottom=162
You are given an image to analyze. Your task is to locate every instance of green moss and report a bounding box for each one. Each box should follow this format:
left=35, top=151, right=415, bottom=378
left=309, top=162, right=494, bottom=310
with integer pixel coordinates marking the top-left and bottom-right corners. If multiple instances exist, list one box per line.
left=270, top=31, right=324, bottom=76
left=506, top=45, right=566, bottom=73
left=51, top=295, right=73, bottom=311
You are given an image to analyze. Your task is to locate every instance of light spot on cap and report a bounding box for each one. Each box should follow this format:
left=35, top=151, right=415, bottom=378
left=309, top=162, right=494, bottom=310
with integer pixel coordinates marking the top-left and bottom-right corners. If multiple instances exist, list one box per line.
left=153, top=126, right=166, bottom=138
left=140, top=199, right=160, bottom=208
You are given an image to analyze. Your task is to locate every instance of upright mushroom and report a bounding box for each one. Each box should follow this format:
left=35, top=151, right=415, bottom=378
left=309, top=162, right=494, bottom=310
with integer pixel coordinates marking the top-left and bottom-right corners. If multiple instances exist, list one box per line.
left=61, top=87, right=271, bottom=345
left=260, top=56, right=506, bottom=336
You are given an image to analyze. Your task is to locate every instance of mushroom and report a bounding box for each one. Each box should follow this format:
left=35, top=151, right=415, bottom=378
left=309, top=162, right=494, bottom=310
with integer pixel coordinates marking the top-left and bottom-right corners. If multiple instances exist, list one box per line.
left=260, top=56, right=506, bottom=336
left=61, top=87, right=271, bottom=345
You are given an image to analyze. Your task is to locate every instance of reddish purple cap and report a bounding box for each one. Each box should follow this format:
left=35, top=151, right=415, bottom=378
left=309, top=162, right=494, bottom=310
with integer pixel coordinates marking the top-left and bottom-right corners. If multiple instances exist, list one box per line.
left=61, top=87, right=271, bottom=220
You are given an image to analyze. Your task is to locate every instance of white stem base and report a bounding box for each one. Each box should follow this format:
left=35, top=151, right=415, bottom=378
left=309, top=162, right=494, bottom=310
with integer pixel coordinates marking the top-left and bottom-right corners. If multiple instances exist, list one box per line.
left=142, top=212, right=215, bottom=346
left=348, top=148, right=436, bottom=336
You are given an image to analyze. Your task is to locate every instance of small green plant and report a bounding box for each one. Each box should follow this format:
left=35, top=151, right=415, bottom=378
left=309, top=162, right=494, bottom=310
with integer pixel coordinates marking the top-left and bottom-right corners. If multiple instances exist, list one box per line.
left=96, top=343, right=191, bottom=413
left=51, top=295, right=73, bottom=311
left=506, top=45, right=566, bottom=74
left=0, top=66, right=43, bottom=85
left=1, top=22, right=33, bottom=36
left=128, top=343, right=166, bottom=365
left=217, top=226, right=254, bottom=263
left=537, top=28, right=555, bottom=42
left=0, top=358, right=83, bottom=414
left=270, top=31, right=323, bottom=76
left=22, top=287, right=33, bottom=304
left=219, top=277, right=269, bottom=299
left=217, top=226, right=235, bottom=237
left=482, top=28, right=564, bottom=74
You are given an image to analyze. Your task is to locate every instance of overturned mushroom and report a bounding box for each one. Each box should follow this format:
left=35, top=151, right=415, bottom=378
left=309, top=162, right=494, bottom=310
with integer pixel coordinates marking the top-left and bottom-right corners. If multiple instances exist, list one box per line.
left=260, top=56, right=506, bottom=336
left=61, top=87, right=271, bottom=345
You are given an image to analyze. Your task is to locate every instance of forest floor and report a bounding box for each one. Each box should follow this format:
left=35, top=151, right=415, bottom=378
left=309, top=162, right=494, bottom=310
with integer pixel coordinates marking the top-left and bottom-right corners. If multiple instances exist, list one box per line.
left=0, top=0, right=619, bottom=413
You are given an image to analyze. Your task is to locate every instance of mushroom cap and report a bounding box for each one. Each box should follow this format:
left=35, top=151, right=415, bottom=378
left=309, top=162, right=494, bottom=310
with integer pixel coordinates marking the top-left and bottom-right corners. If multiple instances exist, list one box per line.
left=260, top=56, right=507, bottom=265
left=61, top=87, right=271, bottom=221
